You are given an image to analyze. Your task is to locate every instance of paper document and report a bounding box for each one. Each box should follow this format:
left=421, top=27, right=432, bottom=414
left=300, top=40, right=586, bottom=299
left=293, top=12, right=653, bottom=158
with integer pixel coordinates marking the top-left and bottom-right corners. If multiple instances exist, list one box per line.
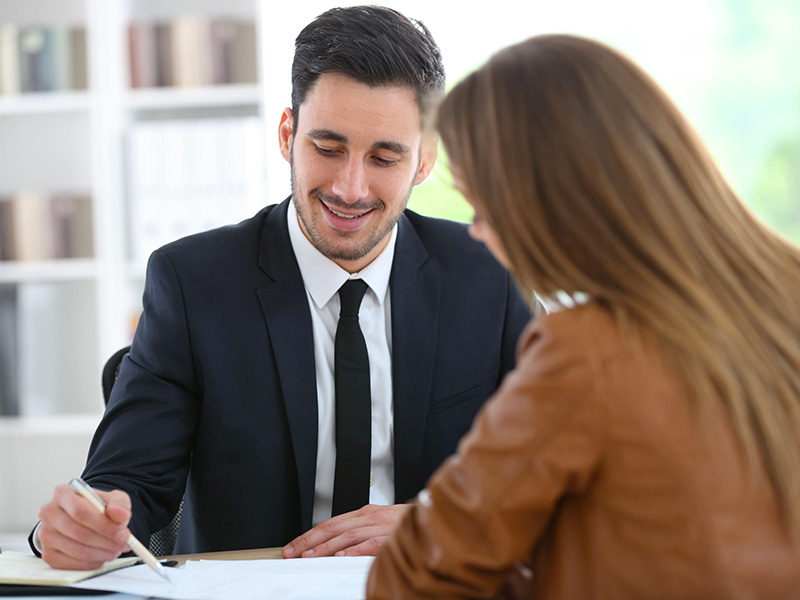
left=0, top=551, right=138, bottom=586
left=72, top=556, right=375, bottom=599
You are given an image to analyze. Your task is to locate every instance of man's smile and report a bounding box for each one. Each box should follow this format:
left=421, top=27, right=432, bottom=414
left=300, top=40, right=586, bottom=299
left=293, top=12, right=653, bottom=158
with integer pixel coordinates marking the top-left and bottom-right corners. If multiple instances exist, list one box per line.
left=313, top=191, right=381, bottom=231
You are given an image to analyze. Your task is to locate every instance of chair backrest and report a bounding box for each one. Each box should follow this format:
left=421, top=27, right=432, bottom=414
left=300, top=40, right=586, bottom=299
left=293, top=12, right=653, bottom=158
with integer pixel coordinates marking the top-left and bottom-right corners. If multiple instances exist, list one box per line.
left=102, top=346, right=131, bottom=405
left=100, top=345, right=182, bottom=556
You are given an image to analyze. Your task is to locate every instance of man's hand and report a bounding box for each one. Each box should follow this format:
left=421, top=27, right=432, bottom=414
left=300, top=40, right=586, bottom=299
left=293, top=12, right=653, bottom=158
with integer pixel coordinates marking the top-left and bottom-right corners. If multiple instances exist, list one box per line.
left=36, top=484, right=133, bottom=570
left=282, top=503, right=410, bottom=558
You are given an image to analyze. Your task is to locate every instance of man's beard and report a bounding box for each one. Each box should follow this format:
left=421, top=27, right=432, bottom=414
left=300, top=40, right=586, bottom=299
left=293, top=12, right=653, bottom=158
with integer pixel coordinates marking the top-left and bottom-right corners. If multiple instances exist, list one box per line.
left=289, top=155, right=414, bottom=263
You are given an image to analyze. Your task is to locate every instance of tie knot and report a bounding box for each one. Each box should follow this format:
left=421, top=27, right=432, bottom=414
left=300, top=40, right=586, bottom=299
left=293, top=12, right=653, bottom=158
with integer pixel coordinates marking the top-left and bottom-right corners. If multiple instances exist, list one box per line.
left=339, top=279, right=368, bottom=317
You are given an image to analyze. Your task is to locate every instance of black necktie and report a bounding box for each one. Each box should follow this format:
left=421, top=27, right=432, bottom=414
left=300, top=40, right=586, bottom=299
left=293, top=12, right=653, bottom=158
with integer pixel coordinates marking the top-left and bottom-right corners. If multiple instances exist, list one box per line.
left=332, top=279, right=371, bottom=516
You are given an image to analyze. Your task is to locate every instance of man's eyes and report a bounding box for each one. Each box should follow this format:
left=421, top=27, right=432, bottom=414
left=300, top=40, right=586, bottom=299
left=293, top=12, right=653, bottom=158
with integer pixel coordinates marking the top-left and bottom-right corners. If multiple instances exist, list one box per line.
left=313, top=144, right=399, bottom=166
left=371, top=156, right=399, bottom=167
left=314, top=144, right=339, bottom=157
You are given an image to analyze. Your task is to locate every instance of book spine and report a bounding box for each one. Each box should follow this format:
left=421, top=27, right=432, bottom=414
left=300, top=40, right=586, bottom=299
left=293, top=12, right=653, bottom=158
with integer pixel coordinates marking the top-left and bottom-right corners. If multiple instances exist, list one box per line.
left=231, top=20, right=258, bottom=84
left=70, top=27, right=88, bottom=90
left=128, top=22, right=159, bottom=89
left=51, top=27, right=73, bottom=91
left=39, top=28, right=56, bottom=91
left=172, top=16, right=212, bottom=87
left=49, top=193, right=72, bottom=259
left=210, top=19, right=236, bottom=85
left=127, top=22, right=140, bottom=88
left=0, top=285, right=20, bottom=416
left=18, top=27, right=43, bottom=92
left=0, top=23, right=21, bottom=95
left=0, top=196, right=16, bottom=260
left=153, top=21, right=173, bottom=87
left=12, top=192, right=53, bottom=260
left=67, top=194, right=94, bottom=258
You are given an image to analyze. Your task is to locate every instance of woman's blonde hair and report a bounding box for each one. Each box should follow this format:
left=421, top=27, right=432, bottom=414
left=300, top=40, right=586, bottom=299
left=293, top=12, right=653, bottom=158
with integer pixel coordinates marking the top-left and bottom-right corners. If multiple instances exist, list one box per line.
left=437, top=34, right=800, bottom=535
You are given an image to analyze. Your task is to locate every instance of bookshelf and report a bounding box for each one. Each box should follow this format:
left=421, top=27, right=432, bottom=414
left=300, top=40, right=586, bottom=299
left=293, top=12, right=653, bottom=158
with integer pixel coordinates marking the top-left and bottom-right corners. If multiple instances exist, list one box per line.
left=0, top=91, right=91, bottom=115
left=0, top=0, right=267, bottom=533
left=0, top=259, right=98, bottom=283
left=124, top=83, right=260, bottom=110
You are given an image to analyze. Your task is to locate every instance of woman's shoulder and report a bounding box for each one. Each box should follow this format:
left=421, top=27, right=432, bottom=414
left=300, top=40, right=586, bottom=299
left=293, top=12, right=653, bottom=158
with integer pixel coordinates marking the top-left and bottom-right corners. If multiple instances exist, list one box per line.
left=515, top=302, right=671, bottom=409
left=518, top=302, right=624, bottom=360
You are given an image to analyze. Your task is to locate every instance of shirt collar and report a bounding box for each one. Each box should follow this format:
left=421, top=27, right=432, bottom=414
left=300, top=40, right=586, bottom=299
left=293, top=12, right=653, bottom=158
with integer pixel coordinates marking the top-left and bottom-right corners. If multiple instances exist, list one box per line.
left=287, top=200, right=397, bottom=310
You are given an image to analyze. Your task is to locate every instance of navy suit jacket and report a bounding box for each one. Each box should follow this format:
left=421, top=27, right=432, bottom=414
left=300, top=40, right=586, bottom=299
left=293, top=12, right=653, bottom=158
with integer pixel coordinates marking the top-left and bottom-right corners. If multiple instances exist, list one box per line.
left=82, top=199, right=531, bottom=553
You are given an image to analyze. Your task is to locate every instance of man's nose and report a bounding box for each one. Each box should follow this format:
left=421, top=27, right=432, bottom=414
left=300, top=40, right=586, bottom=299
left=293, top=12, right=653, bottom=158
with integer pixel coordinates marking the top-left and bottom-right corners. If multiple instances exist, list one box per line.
left=331, top=158, right=369, bottom=203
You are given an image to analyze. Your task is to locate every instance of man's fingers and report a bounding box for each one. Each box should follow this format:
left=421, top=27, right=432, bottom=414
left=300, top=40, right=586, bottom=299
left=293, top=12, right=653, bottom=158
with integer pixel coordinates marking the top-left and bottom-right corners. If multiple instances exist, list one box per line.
left=284, top=505, right=382, bottom=557
left=283, top=504, right=411, bottom=558
left=41, top=545, right=111, bottom=571
left=38, top=505, right=127, bottom=554
left=302, top=526, right=384, bottom=558
left=299, top=524, right=381, bottom=558
left=80, top=487, right=133, bottom=527
left=37, top=484, right=131, bottom=570
left=104, top=503, right=133, bottom=527
left=99, top=489, right=132, bottom=513
left=52, top=485, right=130, bottom=543
left=334, top=535, right=387, bottom=557
left=40, top=491, right=126, bottom=550
left=283, top=513, right=355, bottom=557
left=97, top=489, right=133, bottom=527
left=38, top=524, right=124, bottom=570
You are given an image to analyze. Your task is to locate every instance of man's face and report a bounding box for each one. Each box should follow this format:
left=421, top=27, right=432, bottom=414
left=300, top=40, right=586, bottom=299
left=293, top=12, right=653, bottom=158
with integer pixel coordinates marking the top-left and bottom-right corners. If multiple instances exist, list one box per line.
left=279, top=73, right=437, bottom=273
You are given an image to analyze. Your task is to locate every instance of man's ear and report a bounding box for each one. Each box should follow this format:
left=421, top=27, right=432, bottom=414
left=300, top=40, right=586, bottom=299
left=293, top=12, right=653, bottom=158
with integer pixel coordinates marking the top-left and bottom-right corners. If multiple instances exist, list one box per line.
left=278, top=108, right=294, bottom=163
left=414, top=133, right=439, bottom=186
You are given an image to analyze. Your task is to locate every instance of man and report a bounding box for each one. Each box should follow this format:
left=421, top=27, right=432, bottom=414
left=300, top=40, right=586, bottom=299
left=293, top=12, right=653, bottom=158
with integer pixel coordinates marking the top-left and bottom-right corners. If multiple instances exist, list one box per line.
left=33, top=6, right=532, bottom=570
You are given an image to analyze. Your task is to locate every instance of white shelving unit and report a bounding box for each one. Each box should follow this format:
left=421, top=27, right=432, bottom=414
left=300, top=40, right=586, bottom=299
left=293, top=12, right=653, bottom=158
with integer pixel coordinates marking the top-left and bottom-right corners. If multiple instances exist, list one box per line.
left=0, top=91, right=91, bottom=115
left=124, top=83, right=260, bottom=110
left=0, top=0, right=266, bottom=534
left=0, top=259, right=98, bottom=283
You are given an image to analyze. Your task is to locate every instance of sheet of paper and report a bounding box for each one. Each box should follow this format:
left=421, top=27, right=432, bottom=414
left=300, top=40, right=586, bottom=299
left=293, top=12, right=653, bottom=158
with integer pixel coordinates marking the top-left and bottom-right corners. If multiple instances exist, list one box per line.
left=0, top=551, right=138, bottom=585
left=71, top=556, right=375, bottom=600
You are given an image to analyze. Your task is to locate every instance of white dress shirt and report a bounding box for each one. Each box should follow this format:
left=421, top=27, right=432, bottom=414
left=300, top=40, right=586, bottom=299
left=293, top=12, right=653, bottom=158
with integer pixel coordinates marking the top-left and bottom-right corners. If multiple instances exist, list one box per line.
left=286, top=201, right=396, bottom=526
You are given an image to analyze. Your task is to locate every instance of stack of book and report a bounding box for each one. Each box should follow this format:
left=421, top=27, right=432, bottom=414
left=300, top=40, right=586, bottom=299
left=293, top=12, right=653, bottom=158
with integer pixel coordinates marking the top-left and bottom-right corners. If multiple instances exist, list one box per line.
left=0, top=192, right=94, bottom=261
left=0, top=24, right=88, bottom=95
left=128, top=17, right=257, bottom=89
left=127, top=116, right=264, bottom=264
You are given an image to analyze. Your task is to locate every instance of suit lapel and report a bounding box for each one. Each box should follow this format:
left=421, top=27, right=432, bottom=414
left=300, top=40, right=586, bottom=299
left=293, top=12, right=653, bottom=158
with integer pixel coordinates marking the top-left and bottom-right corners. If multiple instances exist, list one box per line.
left=390, top=215, right=441, bottom=503
left=255, top=200, right=317, bottom=532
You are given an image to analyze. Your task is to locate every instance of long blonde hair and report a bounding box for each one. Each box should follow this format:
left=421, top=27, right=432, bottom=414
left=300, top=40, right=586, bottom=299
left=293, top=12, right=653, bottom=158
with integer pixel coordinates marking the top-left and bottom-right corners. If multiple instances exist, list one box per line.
left=437, top=34, right=800, bottom=535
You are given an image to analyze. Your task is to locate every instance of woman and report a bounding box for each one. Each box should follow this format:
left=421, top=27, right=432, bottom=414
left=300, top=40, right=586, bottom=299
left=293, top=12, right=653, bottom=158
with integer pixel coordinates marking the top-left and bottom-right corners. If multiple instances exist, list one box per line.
left=367, top=34, right=800, bottom=599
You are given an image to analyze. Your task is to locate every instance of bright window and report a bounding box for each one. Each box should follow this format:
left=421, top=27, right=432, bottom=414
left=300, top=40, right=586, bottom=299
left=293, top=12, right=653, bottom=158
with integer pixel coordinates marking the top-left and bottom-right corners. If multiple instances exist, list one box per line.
left=400, top=0, right=800, bottom=243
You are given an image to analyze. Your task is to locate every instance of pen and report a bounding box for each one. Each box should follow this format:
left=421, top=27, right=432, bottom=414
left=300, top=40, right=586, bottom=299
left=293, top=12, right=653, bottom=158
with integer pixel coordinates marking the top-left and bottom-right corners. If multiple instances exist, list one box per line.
left=68, top=477, right=171, bottom=582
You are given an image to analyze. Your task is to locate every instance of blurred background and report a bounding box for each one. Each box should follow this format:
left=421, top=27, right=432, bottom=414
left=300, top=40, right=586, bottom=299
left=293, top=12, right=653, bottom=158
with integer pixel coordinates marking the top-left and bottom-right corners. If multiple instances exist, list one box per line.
left=0, top=0, right=798, bottom=535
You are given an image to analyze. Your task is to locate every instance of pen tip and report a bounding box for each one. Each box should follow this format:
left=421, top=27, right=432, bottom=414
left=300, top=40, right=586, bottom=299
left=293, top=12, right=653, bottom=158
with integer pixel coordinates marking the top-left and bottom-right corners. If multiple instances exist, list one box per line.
left=156, top=564, right=172, bottom=582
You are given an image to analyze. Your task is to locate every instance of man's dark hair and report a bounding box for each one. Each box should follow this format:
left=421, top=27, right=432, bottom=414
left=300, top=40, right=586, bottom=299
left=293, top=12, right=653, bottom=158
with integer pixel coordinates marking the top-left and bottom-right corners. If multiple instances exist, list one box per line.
left=291, top=5, right=445, bottom=128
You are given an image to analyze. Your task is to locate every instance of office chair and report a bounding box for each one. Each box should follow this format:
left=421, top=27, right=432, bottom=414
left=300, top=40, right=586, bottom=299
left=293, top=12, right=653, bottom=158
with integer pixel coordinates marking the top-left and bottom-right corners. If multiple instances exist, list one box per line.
left=102, top=346, right=183, bottom=557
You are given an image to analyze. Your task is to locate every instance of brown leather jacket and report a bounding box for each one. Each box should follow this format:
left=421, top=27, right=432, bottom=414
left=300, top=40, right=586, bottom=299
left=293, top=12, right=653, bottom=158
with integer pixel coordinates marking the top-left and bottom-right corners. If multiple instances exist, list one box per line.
left=368, top=304, right=800, bottom=599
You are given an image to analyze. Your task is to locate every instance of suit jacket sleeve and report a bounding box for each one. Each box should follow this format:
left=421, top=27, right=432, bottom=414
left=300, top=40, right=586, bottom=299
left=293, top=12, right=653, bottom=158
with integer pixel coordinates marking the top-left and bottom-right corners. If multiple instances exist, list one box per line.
left=81, top=248, right=200, bottom=543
